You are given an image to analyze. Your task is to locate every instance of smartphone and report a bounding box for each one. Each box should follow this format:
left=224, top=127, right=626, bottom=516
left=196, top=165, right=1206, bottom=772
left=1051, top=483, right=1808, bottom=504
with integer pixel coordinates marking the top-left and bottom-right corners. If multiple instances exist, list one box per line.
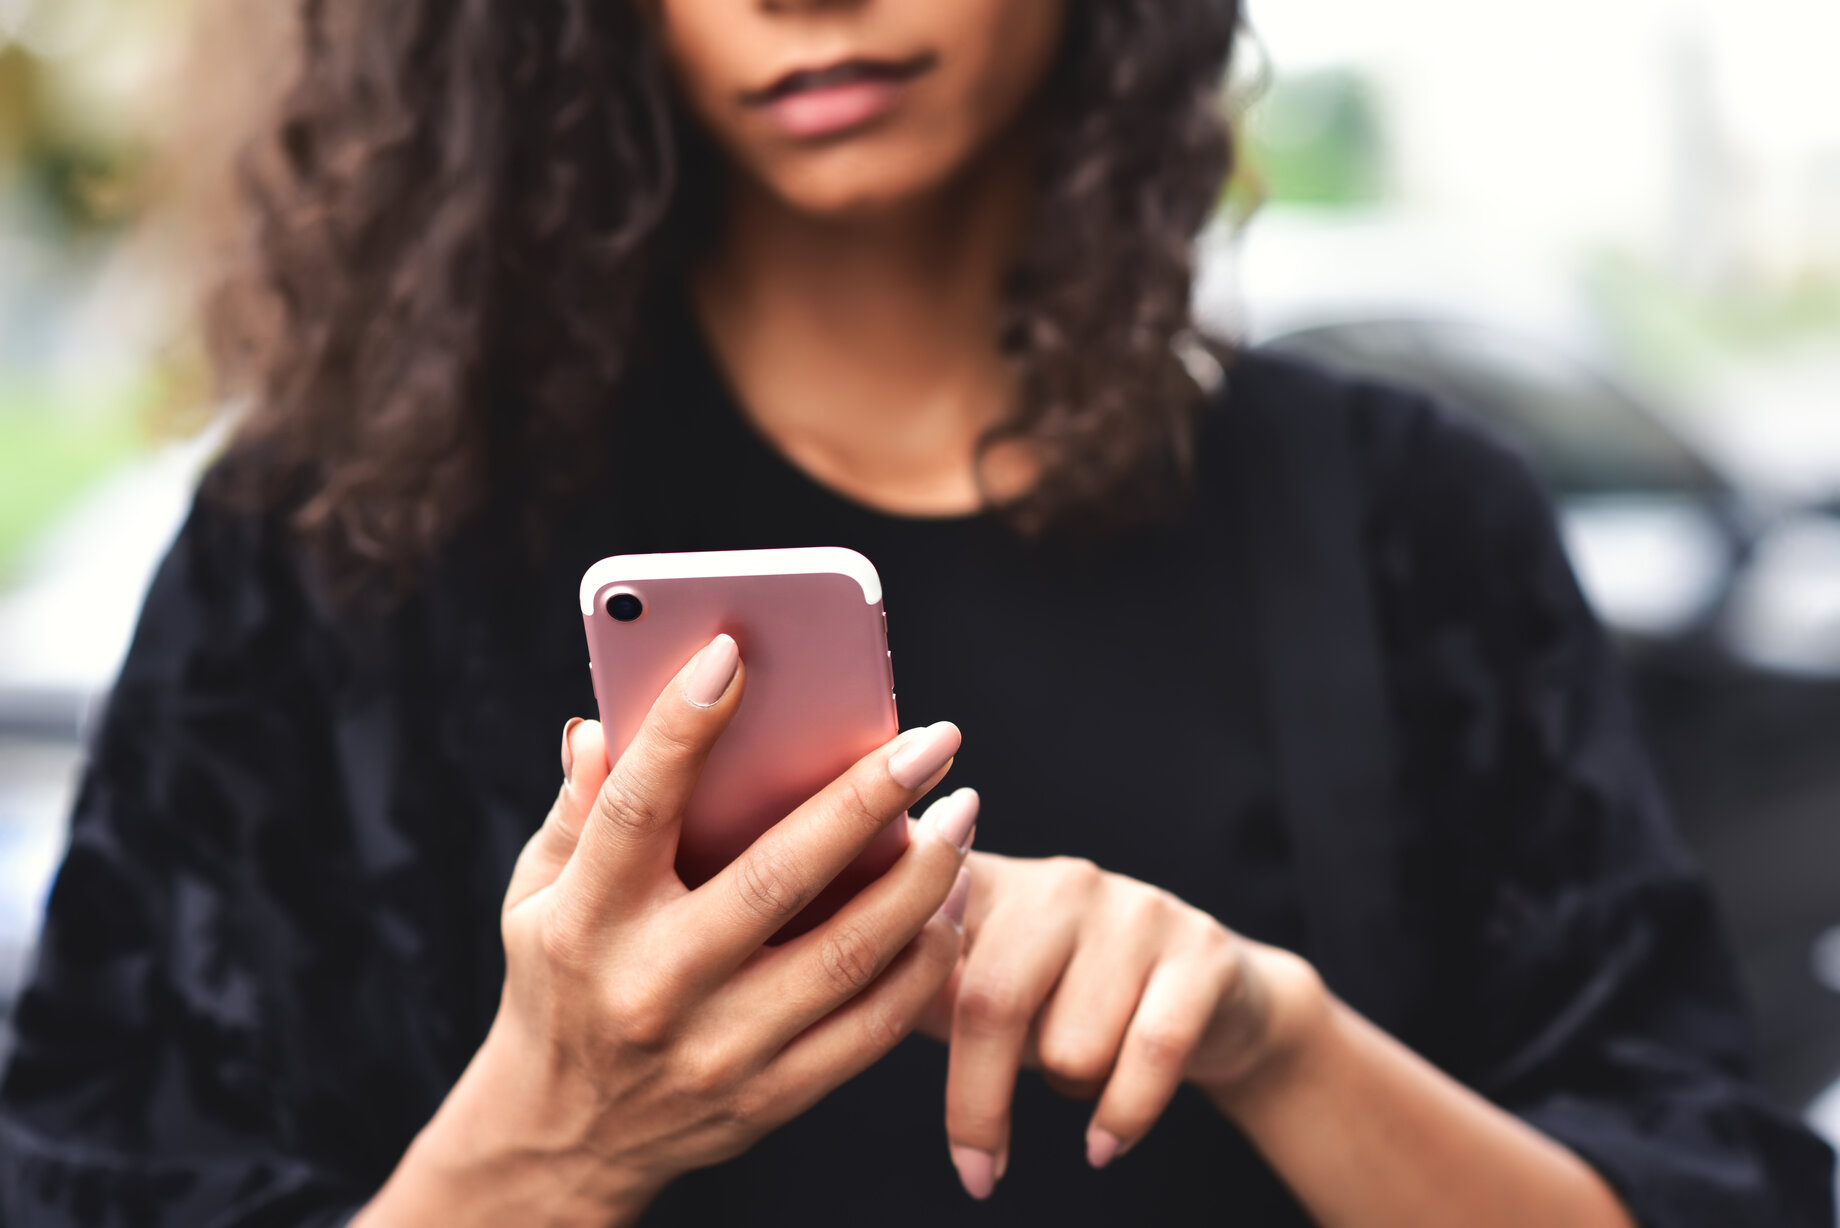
left=580, top=547, right=906, bottom=940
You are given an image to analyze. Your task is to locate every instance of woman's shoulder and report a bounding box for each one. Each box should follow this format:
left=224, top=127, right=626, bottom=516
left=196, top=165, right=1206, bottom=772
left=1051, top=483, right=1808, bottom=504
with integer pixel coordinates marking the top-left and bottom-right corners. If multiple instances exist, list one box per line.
left=1213, top=346, right=1577, bottom=616
left=113, top=452, right=341, bottom=696
left=1217, top=346, right=1547, bottom=514
left=1205, top=346, right=1600, bottom=728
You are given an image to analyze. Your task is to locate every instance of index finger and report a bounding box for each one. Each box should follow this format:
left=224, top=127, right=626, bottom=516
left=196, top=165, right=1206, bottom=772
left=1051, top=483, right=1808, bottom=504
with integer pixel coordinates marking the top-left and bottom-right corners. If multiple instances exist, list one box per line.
left=678, top=720, right=963, bottom=975
left=554, top=634, right=745, bottom=919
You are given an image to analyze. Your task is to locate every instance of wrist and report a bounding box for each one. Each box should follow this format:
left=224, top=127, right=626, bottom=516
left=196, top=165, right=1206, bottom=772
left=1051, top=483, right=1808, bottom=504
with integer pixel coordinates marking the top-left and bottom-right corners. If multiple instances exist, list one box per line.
left=1198, top=946, right=1336, bottom=1121
left=361, top=1022, right=663, bottom=1228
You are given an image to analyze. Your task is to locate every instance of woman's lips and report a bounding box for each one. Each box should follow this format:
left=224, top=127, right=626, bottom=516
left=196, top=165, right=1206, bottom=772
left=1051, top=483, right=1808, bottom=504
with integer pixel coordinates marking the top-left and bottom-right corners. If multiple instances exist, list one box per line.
left=746, top=55, right=937, bottom=141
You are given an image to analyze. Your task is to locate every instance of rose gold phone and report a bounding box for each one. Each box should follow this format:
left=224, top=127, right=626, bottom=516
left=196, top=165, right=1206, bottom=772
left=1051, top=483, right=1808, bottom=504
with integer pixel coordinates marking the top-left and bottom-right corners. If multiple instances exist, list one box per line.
left=580, top=547, right=905, bottom=940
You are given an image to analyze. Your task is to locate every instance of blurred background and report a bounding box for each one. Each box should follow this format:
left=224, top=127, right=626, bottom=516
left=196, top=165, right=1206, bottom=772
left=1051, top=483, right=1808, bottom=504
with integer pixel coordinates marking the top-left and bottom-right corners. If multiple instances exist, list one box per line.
left=0, top=0, right=1836, bottom=1181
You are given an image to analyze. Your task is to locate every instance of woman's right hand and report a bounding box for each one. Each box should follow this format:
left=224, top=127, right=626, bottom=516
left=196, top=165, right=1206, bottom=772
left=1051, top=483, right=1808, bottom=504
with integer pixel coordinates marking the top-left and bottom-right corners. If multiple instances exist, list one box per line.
left=355, top=634, right=977, bottom=1227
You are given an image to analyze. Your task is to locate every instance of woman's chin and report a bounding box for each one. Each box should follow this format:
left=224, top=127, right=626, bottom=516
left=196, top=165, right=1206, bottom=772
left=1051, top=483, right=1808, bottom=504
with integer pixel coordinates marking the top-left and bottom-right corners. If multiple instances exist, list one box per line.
left=753, top=146, right=975, bottom=227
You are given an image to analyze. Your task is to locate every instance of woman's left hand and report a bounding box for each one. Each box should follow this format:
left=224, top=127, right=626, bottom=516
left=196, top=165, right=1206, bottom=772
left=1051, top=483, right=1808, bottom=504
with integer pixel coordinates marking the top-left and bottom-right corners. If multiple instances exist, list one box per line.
left=917, top=851, right=1329, bottom=1199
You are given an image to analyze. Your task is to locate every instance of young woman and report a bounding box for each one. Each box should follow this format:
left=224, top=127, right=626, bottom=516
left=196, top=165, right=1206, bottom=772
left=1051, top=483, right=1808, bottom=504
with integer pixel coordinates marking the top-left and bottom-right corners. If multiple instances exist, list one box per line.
left=1, top=2, right=1831, bottom=1225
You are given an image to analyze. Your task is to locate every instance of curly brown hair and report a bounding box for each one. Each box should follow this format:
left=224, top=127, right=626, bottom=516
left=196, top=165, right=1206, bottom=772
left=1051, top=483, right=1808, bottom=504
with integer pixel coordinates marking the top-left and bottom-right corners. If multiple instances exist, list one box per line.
left=207, top=1, right=1240, bottom=591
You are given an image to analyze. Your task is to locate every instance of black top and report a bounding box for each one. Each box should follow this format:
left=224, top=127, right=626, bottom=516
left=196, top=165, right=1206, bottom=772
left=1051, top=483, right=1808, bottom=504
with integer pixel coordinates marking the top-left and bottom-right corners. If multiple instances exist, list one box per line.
left=1, top=327, right=1832, bottom=1227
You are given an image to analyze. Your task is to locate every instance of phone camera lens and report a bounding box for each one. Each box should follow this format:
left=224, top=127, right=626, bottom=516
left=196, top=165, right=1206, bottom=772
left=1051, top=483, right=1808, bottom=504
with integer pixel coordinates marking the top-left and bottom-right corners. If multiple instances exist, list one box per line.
left=607, top=593, right=644, bottom=623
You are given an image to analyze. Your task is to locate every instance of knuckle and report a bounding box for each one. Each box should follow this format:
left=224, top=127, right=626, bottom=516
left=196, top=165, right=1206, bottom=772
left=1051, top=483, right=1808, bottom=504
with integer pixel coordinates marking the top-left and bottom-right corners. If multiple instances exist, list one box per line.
left=1205, top=918, right=1241, bottom=961
left=1132, top=1024, right=1197, bottom=1074
left=1048, top=856, right=1102, bottom=896
left=1184, top=909, right=1229, bottom=949
left=833, top=772, right=891, bottom=834
left=1200, top=924, right=1241, bottom=975
left=855, top=995, right=913, bottom=1056
left=732, top=844, right=812, bottom=924
left=674, top=1039, right=746, bottom=1098
left=816, top=920, right=887, bottom=998
left=1182, top=915, right=1242, bottom=986
left=646, top=714, right=704, bottom=763
left=724, top=1081, right=778, bottom=1131
left=956, top=975, right=1029, bottom=1033
left=1037, top=1031, right=1114, bottom=1086
left=604, top=979, right=678, bottom=1049
left=534, top=909, right=593, bottom=971
left=1120, top=888, right=1169, bottom=933
left=594, top=775, right=666, bottom=839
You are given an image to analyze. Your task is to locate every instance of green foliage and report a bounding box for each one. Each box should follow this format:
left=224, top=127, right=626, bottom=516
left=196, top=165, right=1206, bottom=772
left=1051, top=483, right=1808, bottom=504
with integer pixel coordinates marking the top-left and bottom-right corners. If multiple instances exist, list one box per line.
left=0, top=30, right=166, bottom=583
left=0, top=380, right=150, bottom=582
left=21, top=136, right=142, bottom=239
left=1243, top=70, right=1389, bottom=207
left=1585, top=252, right=1840, bottom=388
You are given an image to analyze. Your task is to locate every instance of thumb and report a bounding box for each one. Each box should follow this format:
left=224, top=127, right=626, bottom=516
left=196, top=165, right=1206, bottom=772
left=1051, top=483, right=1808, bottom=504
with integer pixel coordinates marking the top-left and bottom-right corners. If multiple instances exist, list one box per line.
left=505, top=718, right=612, bottom=911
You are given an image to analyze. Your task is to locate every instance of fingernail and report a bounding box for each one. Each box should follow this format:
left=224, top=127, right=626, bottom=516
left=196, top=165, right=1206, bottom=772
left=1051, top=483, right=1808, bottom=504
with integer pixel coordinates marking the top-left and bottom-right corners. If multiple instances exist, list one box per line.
left=889, top=722, right=960, bottom=790
left=560, top=717, right=584, bottom=784
left=686, top=634, right=740, bottom=708
left=1087, top=1127, right=1124, bottom=1169
left=937, top=866, right=971, bottom=931
left=950, top=1144, right=998, bottom=1200
left=924, top=788, right=979, bottom=853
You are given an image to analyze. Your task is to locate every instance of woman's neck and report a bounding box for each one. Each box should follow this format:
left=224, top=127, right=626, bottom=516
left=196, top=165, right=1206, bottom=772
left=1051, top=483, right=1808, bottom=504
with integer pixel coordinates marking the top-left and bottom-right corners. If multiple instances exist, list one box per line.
left=691, top=149, right=1033, bottom=517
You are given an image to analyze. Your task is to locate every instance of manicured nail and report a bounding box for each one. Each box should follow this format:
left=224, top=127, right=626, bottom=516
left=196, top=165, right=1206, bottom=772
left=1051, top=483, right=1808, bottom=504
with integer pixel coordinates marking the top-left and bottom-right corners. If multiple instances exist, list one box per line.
left=889, top=722, right=961, bottom=790
left=686, top=635, right=740, bottom=708
left=560, top=717, right=584, bottom=784
left=923, top=789, right=980, bottom=853
left=950, top=1144, right=998, bottom=1200
left=1087, top=1127, right=1124, bottom=1169
left=938, top=866, right=971, bottom=931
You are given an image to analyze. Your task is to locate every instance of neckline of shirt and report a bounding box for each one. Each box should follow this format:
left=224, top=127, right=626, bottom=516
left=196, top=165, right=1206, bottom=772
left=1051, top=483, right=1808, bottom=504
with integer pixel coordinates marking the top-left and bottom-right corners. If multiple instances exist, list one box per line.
left=669, top=307, right=998, bottom=536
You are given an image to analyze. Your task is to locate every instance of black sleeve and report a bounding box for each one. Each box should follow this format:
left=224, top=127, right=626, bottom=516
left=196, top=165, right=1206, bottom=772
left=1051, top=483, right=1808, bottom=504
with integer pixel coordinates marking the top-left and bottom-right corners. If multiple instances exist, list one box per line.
left=0, top=491, right=370, bottom=1227
left=1365, top=393, right=1836, bottom=1228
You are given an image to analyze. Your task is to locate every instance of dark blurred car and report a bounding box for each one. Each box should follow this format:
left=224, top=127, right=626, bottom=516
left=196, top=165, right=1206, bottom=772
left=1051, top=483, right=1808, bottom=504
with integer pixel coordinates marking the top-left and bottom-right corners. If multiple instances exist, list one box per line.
left=1266, top=318, right=1840, bottom=1109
